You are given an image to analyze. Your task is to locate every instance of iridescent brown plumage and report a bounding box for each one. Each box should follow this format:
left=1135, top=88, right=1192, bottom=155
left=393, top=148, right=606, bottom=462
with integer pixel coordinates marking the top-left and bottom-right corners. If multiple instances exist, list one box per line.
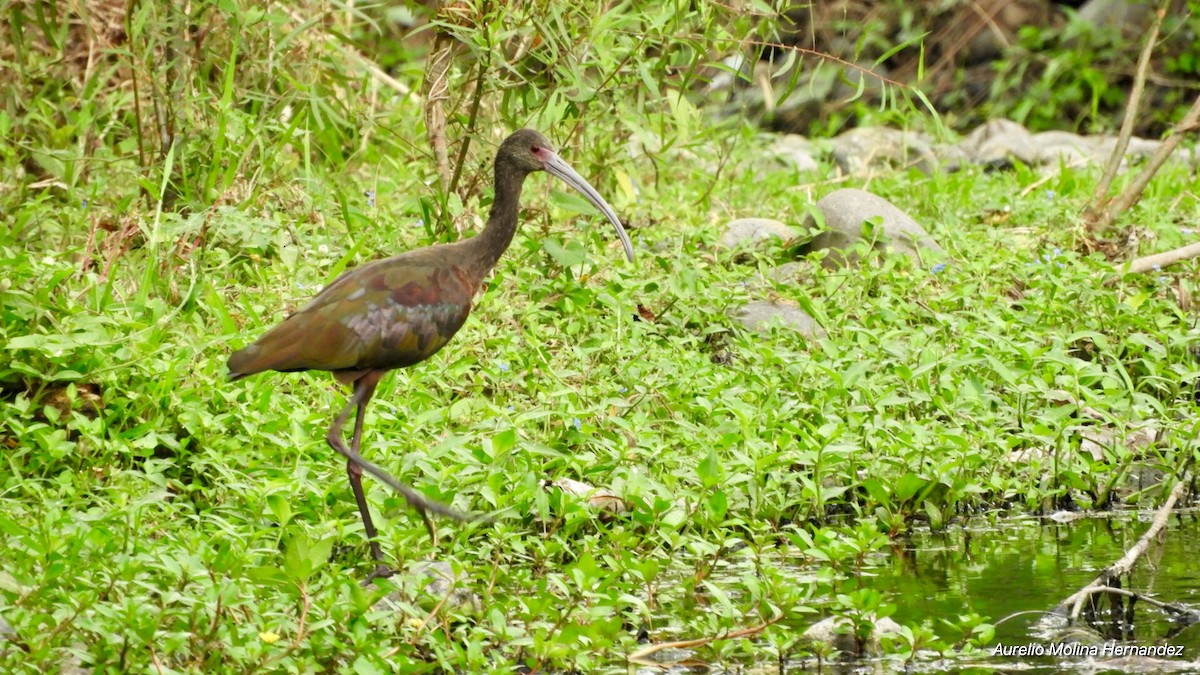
left=228, top=129, right=634, bottom=578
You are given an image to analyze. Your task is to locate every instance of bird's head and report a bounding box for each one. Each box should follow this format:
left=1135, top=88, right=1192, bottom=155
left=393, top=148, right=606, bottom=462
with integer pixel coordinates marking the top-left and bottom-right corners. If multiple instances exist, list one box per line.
left=498, top=128, right=558, bottom=173
left=497, top=129, right=635, bottom=262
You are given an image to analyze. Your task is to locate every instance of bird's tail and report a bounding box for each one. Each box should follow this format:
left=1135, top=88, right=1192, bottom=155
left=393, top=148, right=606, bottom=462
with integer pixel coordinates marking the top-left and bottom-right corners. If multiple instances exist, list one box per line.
left=227, top=343, right=296, bottom=380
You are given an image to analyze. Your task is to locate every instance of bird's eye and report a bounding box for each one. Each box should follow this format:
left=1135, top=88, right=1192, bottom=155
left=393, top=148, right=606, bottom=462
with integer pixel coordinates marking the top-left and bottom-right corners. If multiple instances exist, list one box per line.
left=530, top=146, right=539, bottom=153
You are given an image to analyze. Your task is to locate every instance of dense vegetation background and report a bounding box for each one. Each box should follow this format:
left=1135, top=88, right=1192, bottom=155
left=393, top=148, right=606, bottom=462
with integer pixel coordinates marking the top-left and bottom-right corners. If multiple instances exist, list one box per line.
left=1, top=0, right=1198, bottom=672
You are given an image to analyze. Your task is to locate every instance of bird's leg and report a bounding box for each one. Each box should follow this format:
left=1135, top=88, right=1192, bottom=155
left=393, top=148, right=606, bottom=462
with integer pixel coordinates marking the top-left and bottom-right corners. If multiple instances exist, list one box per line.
left=345, top=380, right=390, bottom=577
left=325, top=372, right=466, bottom=558
left=327, top=374, right=391, bottom=580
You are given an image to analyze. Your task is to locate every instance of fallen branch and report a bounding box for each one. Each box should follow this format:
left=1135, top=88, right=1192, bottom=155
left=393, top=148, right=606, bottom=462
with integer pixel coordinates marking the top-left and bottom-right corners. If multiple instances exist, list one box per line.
left=627, top=611, right=784, bottom=667
left=1066, top=585, right=1195, bottom=624
left=1105, top=241, right=1200, bottom=284
left=1053, top=473, right=1191, bottom=620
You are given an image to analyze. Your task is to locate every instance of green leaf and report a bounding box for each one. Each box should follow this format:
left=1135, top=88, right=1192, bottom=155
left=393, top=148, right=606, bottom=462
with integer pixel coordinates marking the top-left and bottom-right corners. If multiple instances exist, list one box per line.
left=0, top=570, right=28, bottom=594
left=707, top=489, right=727, bottom=520
left=352, top=656, right=386, bottom=675
left=697, top=447, right=722, bottom=489
left=282, top=534, right=332, bottom=581
left=492, top=428, right=517, bottom=456
left=6, top=334, right=48, bottom=350
left=266, top=493, right=292, bottom=526
left=543, top=237, right=587, bottom=268
left=282, top=536, right=309, bottom=581
left=306, top=536, right=334, bottom=573
left=862, top=478, right=892, bottom=507
left=894, top=473, right=927, bottom=502
left=924, top=501, right=944, bottom=529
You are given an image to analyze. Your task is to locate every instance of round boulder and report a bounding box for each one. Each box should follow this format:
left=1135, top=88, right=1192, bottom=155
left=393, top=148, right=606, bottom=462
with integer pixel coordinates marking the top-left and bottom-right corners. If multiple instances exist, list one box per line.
left=829, top=126, right=939, bottom=175
left=802, top=615, right=904, bottom=657
left=732, top=300, right=825, bottom=338
left=718, top=217, right=797, bottom=250
left=957, top=118, right=1038, bottom=166
left=769, top=134, right=821, bottom=172
left=372, top=560, right=480, bottom=614
left=802, top=188, right=941, bottom=268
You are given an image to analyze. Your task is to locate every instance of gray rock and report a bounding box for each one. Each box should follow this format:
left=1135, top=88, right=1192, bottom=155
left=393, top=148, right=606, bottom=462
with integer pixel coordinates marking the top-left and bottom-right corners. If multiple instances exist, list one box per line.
left=830, top=127, right=940, bottom=175
left=1043, top=132, right=1164, bottom=166
left=410, top=561, right=464, bottom=599
left=768, top=134, right=820, bottom=172
left=632, top=646, right=697, bottom=667
left=1117, top=135, right=1167, bottom=159
left=1078, top=0, right=1152, bottom=36
left=732, top=300, right=824, bottom=338
left=58, top=644, right=92, bottom=675
left=718, top=218, right=797, bottom=250
left=0, top=612, right=13, bottom=659
left=1032, top=131, right=1103, bottom=165
left=545, top=477, right=628, bottom=513
left=802, top=615, right=904, bottom=657
left=1049, top=510, right=1086, bottom=524
left=931, top=141, right=973, bottom=172
left=1044, top=625, right=1106, bottom=647
left=1078, top=424, right=1157, bottom=462
left=958, top=118, right=1038, bottom=165
left=770, top=261, right=807, bottom=284
left=1008, top=445, right=1054, bottom=465
left=1127, top=462, right=1168, bottom=492
left=1033, top=132, right=1193, bottom=170
left=372, top=560, right=479, bottom=613
left=802, top=188, right=941, bottom=268
left=956, top=121, right=1179, bottom=170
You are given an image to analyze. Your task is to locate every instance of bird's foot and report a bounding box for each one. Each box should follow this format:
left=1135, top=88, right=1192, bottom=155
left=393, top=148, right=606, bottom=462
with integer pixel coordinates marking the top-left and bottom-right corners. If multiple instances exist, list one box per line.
left=362, top=564, right=399, bottom=587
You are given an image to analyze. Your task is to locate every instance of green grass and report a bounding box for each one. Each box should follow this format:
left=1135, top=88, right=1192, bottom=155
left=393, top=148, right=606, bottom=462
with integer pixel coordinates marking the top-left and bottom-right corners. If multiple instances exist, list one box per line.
left=3, top=1, right=1200, bottom=672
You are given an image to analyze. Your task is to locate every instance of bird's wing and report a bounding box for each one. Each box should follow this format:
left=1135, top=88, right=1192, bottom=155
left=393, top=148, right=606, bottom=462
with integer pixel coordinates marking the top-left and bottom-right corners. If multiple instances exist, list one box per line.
left=228, top=258, right=476, bottom=378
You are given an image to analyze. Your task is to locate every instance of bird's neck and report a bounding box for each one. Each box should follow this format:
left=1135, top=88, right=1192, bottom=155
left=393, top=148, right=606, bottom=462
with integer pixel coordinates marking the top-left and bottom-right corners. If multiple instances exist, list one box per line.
left=466, top=167, right=528, bottom=279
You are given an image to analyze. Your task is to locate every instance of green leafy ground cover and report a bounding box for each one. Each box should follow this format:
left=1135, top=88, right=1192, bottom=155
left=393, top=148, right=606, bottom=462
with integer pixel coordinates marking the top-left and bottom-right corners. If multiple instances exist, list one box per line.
left=3, top=2, right=1199, bottom=672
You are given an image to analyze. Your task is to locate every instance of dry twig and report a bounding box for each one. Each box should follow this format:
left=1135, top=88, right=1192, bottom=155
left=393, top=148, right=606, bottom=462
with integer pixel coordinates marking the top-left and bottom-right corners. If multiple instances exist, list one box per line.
left=627, top=611, right=784, bottom=667
left=262, top=585, right=312, bottom=666
left=1081, top=0, right=1200, bottom=253
left=1096, top=93, right=1200, bottom=239
left=273, top=3, right=412, bottom=98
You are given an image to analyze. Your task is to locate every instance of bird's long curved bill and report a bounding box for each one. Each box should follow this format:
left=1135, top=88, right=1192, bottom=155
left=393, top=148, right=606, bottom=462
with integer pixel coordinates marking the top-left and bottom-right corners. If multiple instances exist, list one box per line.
left=544, top=153, right=636, bottom=262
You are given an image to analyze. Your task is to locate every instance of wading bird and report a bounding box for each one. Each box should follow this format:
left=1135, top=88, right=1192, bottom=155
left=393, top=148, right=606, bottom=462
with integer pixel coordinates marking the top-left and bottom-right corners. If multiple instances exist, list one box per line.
left=228, top=129, right=634, bottom=578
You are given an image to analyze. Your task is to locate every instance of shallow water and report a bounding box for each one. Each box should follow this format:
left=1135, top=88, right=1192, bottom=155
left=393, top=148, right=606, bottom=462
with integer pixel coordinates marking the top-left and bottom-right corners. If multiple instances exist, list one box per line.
left=636, top=512, right=1200, bottom=674
left=843, top=512, right=1200, bottom=673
